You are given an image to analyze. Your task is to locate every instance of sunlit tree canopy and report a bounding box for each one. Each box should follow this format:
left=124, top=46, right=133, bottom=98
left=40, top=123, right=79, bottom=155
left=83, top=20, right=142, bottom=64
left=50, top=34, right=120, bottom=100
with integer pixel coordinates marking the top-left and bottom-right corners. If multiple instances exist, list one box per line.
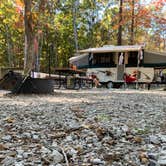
left=0, top=0, right=165, bottom=70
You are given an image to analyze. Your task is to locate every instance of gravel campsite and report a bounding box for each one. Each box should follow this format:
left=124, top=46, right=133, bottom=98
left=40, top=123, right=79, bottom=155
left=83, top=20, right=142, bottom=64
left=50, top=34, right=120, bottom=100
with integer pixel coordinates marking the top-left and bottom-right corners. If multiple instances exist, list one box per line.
left=0, top=89, right=166, bottom=166
left=0, top=0, right=166, bottom=165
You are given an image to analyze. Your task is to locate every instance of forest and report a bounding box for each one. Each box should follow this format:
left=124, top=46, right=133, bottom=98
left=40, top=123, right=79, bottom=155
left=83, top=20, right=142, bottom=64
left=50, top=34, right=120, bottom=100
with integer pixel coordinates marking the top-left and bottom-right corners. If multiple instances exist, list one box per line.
left=0, top=0, right=165, bottom=73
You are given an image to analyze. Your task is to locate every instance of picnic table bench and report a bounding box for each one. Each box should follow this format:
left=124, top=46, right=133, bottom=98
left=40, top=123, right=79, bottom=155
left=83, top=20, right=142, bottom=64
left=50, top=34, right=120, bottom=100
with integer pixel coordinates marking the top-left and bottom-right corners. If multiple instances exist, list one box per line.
left=54, top=68, right=93, bottom=89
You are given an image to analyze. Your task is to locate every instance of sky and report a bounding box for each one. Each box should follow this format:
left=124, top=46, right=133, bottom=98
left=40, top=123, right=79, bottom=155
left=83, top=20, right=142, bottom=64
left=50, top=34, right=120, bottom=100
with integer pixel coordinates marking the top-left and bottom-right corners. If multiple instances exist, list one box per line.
left=140, top=0, right=152, bottom=4
left=141, top=0, right=166, bottom=10
left=141, top=0, right=166, bottom=17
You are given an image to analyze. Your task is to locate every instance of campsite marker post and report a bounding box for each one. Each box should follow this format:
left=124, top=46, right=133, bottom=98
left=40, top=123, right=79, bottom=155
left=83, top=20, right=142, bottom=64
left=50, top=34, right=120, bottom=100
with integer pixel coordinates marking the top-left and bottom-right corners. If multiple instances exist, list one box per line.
left=136, top=47, right=143, bottom=89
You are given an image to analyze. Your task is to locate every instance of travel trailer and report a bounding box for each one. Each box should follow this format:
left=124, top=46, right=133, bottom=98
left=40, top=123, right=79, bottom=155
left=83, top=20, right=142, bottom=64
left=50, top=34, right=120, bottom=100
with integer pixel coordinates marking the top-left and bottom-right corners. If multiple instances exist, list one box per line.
left=69, top=45, right=166, bottom=88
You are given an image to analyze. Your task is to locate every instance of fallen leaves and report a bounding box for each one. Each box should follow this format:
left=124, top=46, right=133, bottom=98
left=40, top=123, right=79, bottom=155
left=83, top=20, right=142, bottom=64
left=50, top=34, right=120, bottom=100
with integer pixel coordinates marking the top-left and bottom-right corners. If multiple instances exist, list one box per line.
left=133, top=136, right=143, bottom=144
left=5, top=117, right=15, bottom=123
left=0, top=144, right=8, bottom=151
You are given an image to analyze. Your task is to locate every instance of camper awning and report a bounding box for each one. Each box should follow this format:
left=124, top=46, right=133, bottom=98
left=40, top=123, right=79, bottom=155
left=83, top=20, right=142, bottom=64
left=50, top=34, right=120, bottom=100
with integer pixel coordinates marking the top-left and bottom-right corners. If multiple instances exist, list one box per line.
left=78, top=45, right=143, bottom=53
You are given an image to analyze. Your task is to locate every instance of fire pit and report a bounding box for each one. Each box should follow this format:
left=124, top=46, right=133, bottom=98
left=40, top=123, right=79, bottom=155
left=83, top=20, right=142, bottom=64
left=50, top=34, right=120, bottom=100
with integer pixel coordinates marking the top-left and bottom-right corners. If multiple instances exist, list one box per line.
left=12, top=77, right=55, bottom=94
left=0, top=71, right=55, bottom=94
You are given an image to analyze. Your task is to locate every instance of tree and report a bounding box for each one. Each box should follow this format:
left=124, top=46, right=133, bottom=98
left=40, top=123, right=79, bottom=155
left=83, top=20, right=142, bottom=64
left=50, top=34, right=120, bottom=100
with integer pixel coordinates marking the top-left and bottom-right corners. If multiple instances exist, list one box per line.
left=24, top=0, right=35, bottom=75
left=72, top=0, right=79, bottom=51
left=130, top=0, right=134, bottom=45
left=0, top=0, right=166, bottom=70
left=117, top=0, right=123, bottom=45
left=0, top=0, right=23, bottom=67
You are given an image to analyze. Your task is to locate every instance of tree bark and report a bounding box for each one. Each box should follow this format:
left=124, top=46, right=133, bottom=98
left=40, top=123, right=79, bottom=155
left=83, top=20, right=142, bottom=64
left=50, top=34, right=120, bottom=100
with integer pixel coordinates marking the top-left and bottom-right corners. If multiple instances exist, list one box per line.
left=5, top=25, right=13, bottom=67
left=130, top=0, right=135, bottom=45
left=24, top=0, right=35, bottom=75
left=117, top=0, right=123, bottom=45
left=73, top=0, right=79, bottom=51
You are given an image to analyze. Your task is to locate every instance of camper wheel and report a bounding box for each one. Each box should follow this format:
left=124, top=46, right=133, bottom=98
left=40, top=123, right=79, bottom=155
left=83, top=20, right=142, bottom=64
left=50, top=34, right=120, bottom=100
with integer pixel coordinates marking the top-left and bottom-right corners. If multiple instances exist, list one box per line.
left=107, top=81, right=113, bottom=89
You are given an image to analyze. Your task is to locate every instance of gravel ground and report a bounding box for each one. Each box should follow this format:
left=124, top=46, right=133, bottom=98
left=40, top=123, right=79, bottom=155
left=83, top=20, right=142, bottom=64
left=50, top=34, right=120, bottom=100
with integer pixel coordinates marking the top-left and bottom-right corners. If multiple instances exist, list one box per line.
left=0, top=89, right=166, bottom=166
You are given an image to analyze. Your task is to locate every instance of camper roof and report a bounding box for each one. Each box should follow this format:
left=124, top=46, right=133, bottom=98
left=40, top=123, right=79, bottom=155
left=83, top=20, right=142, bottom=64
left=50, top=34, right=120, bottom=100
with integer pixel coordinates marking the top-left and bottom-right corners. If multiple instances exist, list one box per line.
left=78, top=45, right=144, bottom=53
left=69, top=53, right=88, bottom=63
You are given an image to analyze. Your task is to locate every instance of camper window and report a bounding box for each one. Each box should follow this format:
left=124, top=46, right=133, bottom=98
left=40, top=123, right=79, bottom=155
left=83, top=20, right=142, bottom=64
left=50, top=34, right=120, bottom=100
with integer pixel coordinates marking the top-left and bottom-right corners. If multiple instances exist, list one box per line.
left=93, top=53, right=115, bottom=67
left=127, top=51, right=138, bottom=67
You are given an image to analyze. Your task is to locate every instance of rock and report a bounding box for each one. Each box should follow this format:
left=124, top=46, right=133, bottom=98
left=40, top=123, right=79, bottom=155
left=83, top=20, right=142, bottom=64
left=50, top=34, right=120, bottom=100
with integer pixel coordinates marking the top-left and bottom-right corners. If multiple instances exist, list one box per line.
left=34, top=159, right=42, bottom=164
left=17, top=154, right=23, bottom=159
left=125, top=135, right=133, bottom=141
left=14, top=161, right=25, bottom=166
left=121, top=125, right=129, bottom=133
left=148, top=159, right=158, bottom=166
left=91, top=158, right=105, bottom=165
left=134, top=136, right=143, bottom=143
left=16, top=149, right=24, bottom=155
left=5, top=117, right=15, bottom=123
left=2, top=135, right=12, bottom=141
left=67, top=122, right=81, bottom=131
left=8, top=151, right=17, bottom=157
left=52, top=132, right=66, bottom=139
left=114, top=129, right=122, bottom=138
left=41, top=146, right=51, bottom=154
left=139, top=152, right=147, bottom=159
left=75, top=145, right=83, bottom=154
left=0, top=144, right=8, bottom=150
left=159, top=135, right=166, bottom=143
left=32, top=134, right=39, bottom=140
left=103, top=152, right=122, bottom=162
left=148, top=153, right=158, bottom=160
left=22, top=132, right=31, bottom=139
left=52, top=150, right=63, bottom=164
left=65, top=135, right=73, bottom=142
left=95, top=127, right=107, bottom=140
left=158, top=159, right=166, bottom=166
left=160, top=150, right=166, bottom=156
left=0, top=155, right=6, bottom=162
left=149, top=135, right=160, bottom=144
left=141, top=157, right=149, bottom=164
left=1, top=156, right=16, bottom=166
left=52, top=141, right=58, bottom=148
left=22, top=152, right=32, bottom=159
left=104, top=138, right=117, bottom=146
left=67, top=147, right=77, bottom=157
left=146, top=144, right=155, bottom=150
left=162, top=146, right=166, bottom=151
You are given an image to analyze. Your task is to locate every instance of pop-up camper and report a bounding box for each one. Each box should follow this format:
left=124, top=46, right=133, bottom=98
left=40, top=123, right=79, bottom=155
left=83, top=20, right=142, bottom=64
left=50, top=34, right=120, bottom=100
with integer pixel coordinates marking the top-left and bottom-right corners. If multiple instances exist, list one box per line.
left=69, top=45, right=166, bottom=88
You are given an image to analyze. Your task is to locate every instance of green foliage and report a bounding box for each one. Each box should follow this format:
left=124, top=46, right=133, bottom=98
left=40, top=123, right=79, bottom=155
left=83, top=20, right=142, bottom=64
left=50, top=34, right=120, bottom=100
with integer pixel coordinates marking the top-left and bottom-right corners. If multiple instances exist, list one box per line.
left=0, top=0, right=24, bottom=68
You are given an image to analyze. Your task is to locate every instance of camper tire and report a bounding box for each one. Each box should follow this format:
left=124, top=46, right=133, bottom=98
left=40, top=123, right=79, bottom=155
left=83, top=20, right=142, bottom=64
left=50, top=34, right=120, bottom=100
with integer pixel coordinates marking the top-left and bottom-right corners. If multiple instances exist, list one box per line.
left=107, top=81, right=113, bottom=89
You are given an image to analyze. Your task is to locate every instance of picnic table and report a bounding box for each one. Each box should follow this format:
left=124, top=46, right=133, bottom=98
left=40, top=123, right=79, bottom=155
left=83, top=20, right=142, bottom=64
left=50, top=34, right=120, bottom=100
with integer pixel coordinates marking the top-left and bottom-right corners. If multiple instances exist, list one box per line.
left=54, top=68, right=93, bottom=89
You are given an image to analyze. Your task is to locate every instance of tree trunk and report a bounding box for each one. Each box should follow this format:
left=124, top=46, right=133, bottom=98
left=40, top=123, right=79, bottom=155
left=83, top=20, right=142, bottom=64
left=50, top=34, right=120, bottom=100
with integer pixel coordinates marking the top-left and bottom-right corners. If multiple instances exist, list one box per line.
left=73, top=0, right=79, bottom=51
left=130, top=0, right=135, bottom=45
left=5, top=25, right=13, bottom=67
left=37, top=34, right=43, bottom=72
left=24, top=0, right=35, bottom=75
left=163, top=34, right=166, bottom=51
left=117, top=0, right=123, bottom=45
